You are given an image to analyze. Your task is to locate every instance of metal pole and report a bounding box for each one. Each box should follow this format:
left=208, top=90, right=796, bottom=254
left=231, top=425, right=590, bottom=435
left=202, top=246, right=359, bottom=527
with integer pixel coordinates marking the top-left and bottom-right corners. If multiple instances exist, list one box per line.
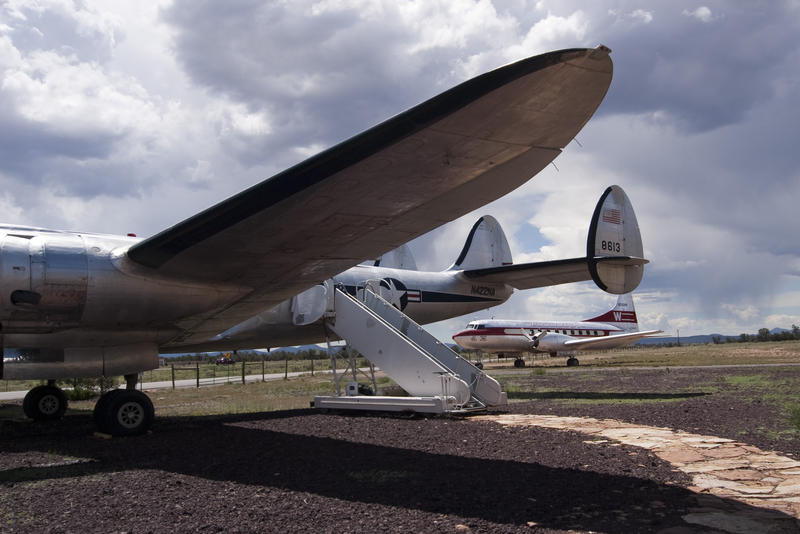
left=262, top=352, right=265, bottom=382
left=284, top=353, right=288, bottom=380
left=196, top=361, right=200, bottom=388
left=242, top=358, right=246, bottom=384
left=171, top=364, right=175, bottom=390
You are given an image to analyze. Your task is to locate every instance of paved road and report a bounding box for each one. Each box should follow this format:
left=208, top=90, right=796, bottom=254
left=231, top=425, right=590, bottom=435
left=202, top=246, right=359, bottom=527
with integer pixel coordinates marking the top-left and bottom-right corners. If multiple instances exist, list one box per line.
left=4, top=362, right=799, bottom=402
left=0, top=369, right=333, bottom=401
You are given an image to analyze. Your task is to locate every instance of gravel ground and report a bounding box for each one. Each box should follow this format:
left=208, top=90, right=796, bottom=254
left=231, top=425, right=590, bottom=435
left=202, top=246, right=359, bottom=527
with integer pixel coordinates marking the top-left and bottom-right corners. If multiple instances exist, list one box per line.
left=1, top=365, right=798, bottom=533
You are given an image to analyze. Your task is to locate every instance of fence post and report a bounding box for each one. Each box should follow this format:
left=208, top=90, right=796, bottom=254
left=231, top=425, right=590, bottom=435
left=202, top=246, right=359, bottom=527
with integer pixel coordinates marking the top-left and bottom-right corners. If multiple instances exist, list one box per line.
left=311, top=357, right=314, bottom=376
left=171, top=364, right=175, bottom=390
left=242, top=359, right=246, bottom=384
left=196, top=361, right=200, bottom=388
left=284, top=354, right=288, bottom=380
left=262, top=353, right=265, bottom=382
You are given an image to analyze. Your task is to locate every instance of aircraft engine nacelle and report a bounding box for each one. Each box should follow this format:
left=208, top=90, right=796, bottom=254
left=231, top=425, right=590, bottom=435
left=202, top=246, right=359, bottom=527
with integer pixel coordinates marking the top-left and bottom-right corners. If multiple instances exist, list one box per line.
left=2, top=342, right=159, bottom=380
left=0, top=234, right=88, bottom=328
left=534, top=332, right=571, bottom=354
left=0, top=233, right=247, bottom=333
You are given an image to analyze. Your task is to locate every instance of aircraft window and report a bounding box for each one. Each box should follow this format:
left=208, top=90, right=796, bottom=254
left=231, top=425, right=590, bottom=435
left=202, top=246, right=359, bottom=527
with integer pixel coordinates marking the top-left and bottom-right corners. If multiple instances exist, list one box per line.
left=475, top=324, right=484, bottom=330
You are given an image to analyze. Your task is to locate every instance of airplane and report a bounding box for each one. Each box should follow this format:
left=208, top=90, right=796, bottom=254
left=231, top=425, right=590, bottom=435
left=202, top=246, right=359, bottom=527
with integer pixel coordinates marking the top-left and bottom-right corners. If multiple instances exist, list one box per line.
left=0, top=46, right=628, bottom=436
left=452, top=293, right=662, bottom=367
left=177, top=184, right=645, bottom=353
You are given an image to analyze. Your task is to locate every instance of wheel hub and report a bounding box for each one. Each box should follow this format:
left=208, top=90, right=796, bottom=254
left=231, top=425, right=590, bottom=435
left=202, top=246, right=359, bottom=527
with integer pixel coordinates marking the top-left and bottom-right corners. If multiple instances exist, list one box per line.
left=117, top=401, right=144, bottom=429
left=38, top=394, right=60, bottom=415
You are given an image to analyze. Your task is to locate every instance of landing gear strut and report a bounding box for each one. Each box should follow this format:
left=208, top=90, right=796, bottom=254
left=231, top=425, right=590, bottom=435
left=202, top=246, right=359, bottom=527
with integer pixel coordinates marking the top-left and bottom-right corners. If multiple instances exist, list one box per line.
left=93, top=373, right=154, bottom=437
left=23, top=381, right=67, bottom=421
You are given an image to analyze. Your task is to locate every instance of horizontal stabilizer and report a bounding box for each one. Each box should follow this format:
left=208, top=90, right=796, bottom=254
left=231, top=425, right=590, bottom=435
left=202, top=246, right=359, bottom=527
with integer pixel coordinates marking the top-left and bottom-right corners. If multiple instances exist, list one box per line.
left=462, top=255, right=644, bottom=291
left=463, top=257, right=588, bottom=289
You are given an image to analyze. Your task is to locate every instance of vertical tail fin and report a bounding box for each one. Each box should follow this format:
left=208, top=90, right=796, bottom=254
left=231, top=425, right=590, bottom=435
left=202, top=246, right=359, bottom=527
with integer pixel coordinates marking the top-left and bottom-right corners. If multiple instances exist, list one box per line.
left=448, top=216, right=512, bottom=271
left=584, top=293, right=639, bottom=332
left=372, top=244, right=418, bottom=270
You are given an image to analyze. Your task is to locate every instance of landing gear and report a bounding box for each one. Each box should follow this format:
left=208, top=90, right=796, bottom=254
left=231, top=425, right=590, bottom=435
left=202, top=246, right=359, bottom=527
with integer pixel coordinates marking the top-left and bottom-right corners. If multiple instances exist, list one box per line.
left=513, top=358, right=526, bottom=368
left=93, top=373, right=154, bottom=437
left=566, top=357, right=580, bottom=367
left=23, top=383, right=67, bottom=421
left=474, top=362, right=484, bottom=370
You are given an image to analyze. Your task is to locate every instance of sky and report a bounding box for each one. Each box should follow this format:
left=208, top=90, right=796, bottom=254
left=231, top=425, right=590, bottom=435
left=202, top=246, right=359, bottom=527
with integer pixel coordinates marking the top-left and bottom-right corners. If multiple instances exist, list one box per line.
left=0, top=0, right=798, bottom=343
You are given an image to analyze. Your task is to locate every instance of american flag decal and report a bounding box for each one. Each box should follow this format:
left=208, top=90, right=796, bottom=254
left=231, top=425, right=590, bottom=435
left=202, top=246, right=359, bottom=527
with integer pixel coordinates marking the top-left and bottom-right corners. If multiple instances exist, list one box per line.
left=602, top=208, right=621, bottom=224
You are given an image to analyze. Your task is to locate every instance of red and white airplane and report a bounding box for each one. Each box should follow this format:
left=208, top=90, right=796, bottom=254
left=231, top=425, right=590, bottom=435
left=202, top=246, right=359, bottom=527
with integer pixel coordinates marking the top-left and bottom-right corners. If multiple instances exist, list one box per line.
left=452, top=293, right=662, bottom=367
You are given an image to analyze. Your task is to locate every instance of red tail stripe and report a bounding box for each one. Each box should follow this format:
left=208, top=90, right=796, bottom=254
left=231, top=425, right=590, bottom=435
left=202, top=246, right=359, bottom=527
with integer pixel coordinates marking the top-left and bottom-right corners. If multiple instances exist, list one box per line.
left=586, top=310, right=637, bottom=323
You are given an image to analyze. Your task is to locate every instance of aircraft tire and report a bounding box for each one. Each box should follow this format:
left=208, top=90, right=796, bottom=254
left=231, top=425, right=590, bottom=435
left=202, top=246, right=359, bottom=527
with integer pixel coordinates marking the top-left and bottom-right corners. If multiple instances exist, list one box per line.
left=513, top=358, right=526, bottom=368
left=566, top=357, right=579, bottom=367
left=94, top=389, right=154, bottom=437
left=93, top=388, right=121, bottom=428
left=475, top=362, right=484, bottom=370
left=23, top=385, right=68, bottom=421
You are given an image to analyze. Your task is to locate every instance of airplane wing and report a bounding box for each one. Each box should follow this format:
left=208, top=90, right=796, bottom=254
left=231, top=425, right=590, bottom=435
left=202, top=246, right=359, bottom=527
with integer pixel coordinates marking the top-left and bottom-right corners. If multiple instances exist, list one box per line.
left=562, top=329, right=664, bottom=350
left=126, top=46, right=613, bottom=347
left=462, top=256, right=647, bottom=290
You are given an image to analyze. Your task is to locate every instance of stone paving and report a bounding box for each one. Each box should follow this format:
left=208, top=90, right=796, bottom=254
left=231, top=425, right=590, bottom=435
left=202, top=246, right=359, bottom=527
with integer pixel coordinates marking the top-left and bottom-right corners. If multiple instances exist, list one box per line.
left=475, top=414, right=800, bottom=533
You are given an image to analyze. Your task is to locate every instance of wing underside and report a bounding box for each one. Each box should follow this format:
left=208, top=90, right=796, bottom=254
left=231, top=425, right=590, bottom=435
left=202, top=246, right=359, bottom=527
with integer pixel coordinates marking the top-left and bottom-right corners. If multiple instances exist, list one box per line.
left=126, top=47, right=613, bottom=347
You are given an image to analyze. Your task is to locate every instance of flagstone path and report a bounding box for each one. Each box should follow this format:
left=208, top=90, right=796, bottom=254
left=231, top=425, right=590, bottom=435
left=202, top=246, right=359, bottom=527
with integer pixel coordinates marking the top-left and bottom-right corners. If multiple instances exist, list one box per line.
left=475, top=414, right=800, bottom=533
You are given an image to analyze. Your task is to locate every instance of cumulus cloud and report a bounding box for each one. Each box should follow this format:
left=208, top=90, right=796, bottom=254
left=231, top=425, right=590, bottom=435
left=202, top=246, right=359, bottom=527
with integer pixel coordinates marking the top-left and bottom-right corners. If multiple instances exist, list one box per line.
left=0, top=0, right=798, bottom=339
left=683, top=7, right=713, bottom=23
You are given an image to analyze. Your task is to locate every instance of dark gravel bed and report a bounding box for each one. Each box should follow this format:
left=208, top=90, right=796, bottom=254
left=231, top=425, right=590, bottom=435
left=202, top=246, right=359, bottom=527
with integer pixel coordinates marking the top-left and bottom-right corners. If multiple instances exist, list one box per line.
left=1, top=365, right=798, bottom=533
left=502, top=365, right=800, bottom=458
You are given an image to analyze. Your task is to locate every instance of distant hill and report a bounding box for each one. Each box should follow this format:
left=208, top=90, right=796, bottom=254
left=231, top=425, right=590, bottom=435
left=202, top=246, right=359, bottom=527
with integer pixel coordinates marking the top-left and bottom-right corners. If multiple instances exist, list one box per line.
left=635, top=327, right=797, bottom=346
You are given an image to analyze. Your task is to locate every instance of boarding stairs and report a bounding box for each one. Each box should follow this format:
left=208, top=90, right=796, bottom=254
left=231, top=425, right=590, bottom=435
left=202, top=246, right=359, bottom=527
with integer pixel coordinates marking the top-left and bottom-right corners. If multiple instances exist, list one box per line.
left=313, top=283, right=507, bottom=413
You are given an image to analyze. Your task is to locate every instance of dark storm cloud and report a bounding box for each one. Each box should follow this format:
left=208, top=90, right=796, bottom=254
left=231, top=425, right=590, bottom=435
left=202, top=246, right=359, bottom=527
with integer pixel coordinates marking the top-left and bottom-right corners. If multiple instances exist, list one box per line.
left=162, top=1, right=462, bottom=164
left=588, top=2, right=800, bottom=133
left=0, top=116, right=118, bottom=177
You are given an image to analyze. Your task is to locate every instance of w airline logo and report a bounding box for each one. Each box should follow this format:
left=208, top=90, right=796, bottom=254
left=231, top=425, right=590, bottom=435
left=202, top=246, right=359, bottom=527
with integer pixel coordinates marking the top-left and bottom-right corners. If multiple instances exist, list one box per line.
left=588, top=310, right=637, bottom=323
left=613, top=311, right=636, bottom=323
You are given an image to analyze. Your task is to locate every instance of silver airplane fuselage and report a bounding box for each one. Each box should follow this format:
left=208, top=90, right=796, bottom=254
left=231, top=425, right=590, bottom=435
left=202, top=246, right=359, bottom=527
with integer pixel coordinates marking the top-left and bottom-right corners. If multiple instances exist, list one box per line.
left=193, top=264, right=513, bottom=351
left=0, top=225, right=512, bottom=377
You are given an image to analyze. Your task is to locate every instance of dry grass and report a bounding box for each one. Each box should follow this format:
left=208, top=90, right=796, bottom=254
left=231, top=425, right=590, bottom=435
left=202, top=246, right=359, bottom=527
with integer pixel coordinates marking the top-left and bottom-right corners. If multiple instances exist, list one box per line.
left=477, top=340, right=800, bottom=370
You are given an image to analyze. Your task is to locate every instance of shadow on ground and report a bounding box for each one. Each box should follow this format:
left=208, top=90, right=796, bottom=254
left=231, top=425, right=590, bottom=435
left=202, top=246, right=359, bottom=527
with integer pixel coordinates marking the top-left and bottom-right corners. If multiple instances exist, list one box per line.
left=507, top=391, right=712, bottom=401
left=1, top=408, right=796, bottom=533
